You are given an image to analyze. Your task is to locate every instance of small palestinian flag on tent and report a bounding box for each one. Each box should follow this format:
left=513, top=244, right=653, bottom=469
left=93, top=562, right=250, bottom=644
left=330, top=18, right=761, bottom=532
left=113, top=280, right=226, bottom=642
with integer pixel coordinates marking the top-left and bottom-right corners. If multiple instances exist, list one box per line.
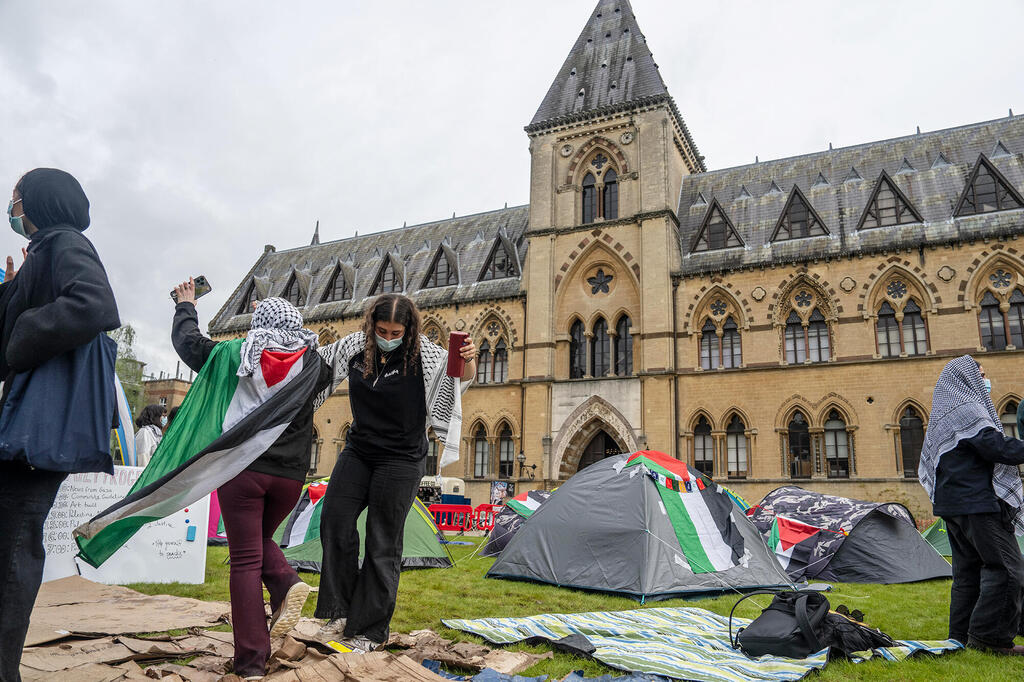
left=75, top=339, right=322, bottom=568
left=276, top=479, right=330, bottom=548
left=482, top=489, right=553, bottom=557
left=767, top=515, right=826, bottom=571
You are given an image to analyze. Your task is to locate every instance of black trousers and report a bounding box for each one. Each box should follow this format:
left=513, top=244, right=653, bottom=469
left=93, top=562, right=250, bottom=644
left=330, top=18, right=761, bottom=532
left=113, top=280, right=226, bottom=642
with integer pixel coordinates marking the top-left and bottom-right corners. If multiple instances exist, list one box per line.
left=314, top=448, right=424, bottom=643
left=944, top=510, right=1024, bottom=649
left=0, top=463, right=68, bottom=682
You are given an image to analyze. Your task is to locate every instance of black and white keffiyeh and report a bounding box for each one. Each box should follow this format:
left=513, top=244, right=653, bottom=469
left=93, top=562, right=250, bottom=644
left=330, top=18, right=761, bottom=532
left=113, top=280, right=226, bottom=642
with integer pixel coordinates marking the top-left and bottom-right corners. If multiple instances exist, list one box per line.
left=237, top=297, right=319, bottom=377
left=919, top=355, right=1024, bottom=533
left=315, top=332, right=469, bottom=468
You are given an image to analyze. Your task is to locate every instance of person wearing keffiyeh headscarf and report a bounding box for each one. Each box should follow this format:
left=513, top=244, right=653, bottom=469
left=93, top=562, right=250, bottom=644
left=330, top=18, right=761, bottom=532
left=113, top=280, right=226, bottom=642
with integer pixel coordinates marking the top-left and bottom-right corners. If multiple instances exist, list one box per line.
left=920, top=355, right=1024, bottom=655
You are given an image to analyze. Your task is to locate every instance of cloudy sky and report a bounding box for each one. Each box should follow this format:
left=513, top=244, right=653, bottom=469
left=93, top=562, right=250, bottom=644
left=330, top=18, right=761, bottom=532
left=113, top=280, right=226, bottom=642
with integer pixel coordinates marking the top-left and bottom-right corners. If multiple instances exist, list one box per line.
left=2, top=0, right=1021, bottom=376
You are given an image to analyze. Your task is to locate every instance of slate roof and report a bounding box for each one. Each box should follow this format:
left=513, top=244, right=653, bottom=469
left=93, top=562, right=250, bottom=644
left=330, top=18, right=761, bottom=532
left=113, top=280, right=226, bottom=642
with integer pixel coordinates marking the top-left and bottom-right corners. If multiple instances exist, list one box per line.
left=208, top=206, right=529, bottom=334
left=677, top=115, right=1024, bottom=275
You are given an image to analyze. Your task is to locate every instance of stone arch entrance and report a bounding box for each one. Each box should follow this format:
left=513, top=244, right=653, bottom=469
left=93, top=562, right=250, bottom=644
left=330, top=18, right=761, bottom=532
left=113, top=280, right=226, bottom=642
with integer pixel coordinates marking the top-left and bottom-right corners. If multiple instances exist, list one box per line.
left=552, top=396, right=638, bottom=479
left=577, top=428, right=624, bottom=472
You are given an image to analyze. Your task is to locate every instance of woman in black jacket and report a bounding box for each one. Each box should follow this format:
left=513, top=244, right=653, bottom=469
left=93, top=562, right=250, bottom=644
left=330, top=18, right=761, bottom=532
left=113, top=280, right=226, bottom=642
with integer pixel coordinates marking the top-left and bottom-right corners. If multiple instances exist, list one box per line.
left=171, top=280, right=331, bottom=679
left=0, top=169, right=120, bottom=682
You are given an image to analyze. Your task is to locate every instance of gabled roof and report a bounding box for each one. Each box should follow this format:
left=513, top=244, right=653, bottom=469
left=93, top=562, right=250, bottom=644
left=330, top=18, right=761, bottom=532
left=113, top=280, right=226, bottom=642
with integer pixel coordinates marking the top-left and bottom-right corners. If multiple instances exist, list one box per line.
left=857, top=170, right=923, bottom=230
left=953, top=153, right=1024, bottom=216
left=690, top=200, right=743, bottom=252
left=530, top=0, right=667, bottom=127
left=209, top=206, right=529, bottom=334
left=677, top=115, right=1024, bottom=275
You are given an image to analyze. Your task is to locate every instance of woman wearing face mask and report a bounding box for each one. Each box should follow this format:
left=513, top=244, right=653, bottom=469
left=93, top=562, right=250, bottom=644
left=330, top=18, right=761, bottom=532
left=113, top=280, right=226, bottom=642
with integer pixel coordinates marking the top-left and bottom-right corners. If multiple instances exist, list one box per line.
left=919, top=357, right=1024, bottom=655
left=313, top=293, right=476, bottom=651
left=0, top=169, right=120, bottom=681
left=134, top=404, right=167, bottom=467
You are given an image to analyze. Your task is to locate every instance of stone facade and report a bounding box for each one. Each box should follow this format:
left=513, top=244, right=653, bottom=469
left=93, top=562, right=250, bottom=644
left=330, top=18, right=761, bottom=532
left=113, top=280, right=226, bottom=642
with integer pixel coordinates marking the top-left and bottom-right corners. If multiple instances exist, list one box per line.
left=209, top=0, right=1024, bottom=517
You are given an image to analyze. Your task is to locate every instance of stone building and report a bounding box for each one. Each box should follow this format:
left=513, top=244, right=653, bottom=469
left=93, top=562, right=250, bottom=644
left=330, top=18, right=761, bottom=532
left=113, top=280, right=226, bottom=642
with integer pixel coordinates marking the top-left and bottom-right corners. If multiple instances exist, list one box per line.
left=208, top=0, right=1024, bottom=516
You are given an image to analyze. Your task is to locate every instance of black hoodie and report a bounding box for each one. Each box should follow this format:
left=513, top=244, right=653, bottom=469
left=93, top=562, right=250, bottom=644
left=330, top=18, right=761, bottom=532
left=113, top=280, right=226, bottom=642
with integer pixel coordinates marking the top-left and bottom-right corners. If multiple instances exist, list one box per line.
left=0, top=169, right=120, bottom=408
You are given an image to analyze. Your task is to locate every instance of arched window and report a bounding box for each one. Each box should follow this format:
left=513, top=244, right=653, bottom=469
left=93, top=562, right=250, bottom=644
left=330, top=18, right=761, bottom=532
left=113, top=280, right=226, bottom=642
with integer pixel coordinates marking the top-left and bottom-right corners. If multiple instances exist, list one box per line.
left=569, top=320, right=586, bottom=378
left=1002, top=401, right=1019, bottom=438
left=722, top=316, right=741, bottom=368
left=498, top=425, right=514, bottom=478
left=614, top=315, right=633, bottom=375
left=979, top=290, right=1007, bottom=351
left=473, top=426, right=489, bottom=478
left=1009, top=289, right=1024, bottom=347
left=824, top=410, right=849, bottom=479
left=700, top=318, right=719, bottom=370
left=693, top=416, right=713, bottom=477
left=876, top=302, right=900, bottom=357
left=493, top=339, right=508, bottom=383
left=591, top=318, right=610, bottom=377
left=582, top=173, right=597, bottom=224
left=374, top=257, right=401, bottom=294
left=322, top=265, right=348, bottom=302
left=603, top=168, right=618, bottom=220
left=902, top=299, right=928, bottom=355
left=425, top=251, right=457, bottom=288
left=426, top=437, right=440, bottom=476
left=476, top=341, right=491, bottom=384
left=788, top=411, right=811, bottom=478
left=237, top=280, right=259, bottom=314
left=283, top=274, right=302, bottom=308
left=726, top=414, right=747, bottom=479
left=900, top=406, right=925, bottom=478
left=807, top=309, right=830, bottom=362
left=784, top=311, right=805, bottom=364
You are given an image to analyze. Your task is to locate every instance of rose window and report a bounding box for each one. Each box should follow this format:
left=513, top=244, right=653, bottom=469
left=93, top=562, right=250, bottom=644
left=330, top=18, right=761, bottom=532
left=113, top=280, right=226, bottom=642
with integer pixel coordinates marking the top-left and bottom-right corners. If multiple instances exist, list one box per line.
left=794, top=291, right=812, bottom=308
left=886, top=280, right=907, bottom=299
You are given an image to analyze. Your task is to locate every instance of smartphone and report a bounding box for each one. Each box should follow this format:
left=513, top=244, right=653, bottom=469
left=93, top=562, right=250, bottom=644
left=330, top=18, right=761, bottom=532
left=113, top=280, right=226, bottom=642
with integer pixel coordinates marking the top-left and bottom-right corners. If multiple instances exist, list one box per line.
left=170, top=275, right=212, bottom=303
left=446, top=331, right=469, bottom=377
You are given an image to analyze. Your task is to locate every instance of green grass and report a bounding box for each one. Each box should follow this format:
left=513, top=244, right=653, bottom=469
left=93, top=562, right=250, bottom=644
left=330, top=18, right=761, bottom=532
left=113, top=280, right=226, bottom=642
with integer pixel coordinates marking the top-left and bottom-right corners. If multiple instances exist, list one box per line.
left=125, top=539, right=1019, bottom=681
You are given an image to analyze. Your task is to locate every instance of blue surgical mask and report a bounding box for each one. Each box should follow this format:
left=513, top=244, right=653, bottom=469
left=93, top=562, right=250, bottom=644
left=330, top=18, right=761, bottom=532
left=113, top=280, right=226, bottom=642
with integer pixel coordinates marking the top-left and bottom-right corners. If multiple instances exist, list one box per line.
left=160, top=415, right=168, bottom=427
left=984, top=378, right=992, bottom=393
left=7, top=199, right=26, bottom=238
left=375, top=334, right=403, bottom=353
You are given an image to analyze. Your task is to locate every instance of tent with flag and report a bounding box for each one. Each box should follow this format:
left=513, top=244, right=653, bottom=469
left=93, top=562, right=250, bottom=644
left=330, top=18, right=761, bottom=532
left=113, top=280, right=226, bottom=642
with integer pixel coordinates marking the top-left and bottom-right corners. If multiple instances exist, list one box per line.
left=487, top=451, right=793, bottom=600
left=923, top=517, right=1024, bottom=557
left=271, top=479, right=452, bottom=572
left=747, top=486, right=951, bottom=583
left=481, top=489, right=552, bottom=557
left=74, top=338, right=323, bottom=567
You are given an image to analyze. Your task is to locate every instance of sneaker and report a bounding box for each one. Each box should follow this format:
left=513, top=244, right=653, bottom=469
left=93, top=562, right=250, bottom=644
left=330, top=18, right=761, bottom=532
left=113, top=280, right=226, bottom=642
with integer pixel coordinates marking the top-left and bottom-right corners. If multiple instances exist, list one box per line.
left=344, top=635, right=385, bottom=653
left=316, top=617, right=348, bottom=639
left=967, top=641, right=1024, bottom=656
left=269, top=581, right=311, bottom=638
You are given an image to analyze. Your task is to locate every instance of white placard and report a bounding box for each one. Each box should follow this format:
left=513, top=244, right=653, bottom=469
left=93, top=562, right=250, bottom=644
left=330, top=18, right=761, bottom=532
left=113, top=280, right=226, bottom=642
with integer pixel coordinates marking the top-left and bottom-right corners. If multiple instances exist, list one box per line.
left=42, top=466, right=209, bottom=585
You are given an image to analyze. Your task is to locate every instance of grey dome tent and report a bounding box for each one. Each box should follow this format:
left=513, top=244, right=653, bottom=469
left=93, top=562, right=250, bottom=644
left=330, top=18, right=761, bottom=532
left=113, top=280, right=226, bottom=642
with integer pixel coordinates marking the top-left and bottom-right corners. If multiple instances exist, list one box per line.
left=487, top=450, right=793, bottom=600
left=747, top=486, right=951, bottom=583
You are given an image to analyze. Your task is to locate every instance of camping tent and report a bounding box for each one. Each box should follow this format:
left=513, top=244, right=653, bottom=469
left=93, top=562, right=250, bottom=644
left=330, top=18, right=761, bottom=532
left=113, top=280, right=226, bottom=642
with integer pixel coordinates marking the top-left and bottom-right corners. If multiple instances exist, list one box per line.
left=923, top=517, right=1024, bottom=556
left=747, top=486, right=951, bottom=583
left=487, top=450, right=794, bottom=600
left=481, top=489, right=552, bottom=557
left=273, top=480, right=452, bottom=572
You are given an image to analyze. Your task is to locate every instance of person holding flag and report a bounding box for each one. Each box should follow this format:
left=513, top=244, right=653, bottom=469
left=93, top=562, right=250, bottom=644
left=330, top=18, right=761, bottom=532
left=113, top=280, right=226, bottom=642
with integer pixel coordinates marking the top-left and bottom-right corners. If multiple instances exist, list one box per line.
left=313, top=293, right=476, bottom=651
left=75, top=283, right=331, bottom=679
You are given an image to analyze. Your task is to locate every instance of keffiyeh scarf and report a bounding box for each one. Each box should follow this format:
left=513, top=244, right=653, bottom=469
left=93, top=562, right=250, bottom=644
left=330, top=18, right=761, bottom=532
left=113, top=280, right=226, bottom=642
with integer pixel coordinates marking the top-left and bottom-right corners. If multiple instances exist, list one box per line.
left=237, top=297, right=319, bottom=377
left=919, top=355, right=1024, bottom=533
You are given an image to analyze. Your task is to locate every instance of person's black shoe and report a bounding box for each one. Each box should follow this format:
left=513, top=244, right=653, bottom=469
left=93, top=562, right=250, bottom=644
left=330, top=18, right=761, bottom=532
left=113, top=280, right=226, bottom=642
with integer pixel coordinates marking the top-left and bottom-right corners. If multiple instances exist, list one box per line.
left=967, top=640, right=1024, bottom=656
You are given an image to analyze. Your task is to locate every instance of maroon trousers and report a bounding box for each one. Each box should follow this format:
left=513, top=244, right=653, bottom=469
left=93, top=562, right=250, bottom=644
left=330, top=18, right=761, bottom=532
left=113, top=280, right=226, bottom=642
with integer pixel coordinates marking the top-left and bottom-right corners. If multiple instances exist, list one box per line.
left=218, top=470, right=303, bottom=677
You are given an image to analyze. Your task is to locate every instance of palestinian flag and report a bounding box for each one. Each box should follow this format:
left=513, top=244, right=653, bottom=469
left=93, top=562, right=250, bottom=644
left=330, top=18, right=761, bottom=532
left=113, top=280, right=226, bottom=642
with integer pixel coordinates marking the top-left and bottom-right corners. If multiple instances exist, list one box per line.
left=277, top=479, right=330, bottom=547
left=75, top=339, right=322, bottom=568
left=768, top=515, right=824, bottom=571
left=505, top=490, right=549, bottom=518
left=625, top=451, right=744, bottom=574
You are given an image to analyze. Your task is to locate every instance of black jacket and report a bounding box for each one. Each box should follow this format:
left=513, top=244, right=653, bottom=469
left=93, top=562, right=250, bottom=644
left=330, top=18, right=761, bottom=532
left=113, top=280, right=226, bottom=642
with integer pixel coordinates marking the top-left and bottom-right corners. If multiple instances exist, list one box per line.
left=171, top=302, right=332, bottom=482
left=0, top=170, right=119, bottom=410
left=933, top=427, right=1024, bottom=517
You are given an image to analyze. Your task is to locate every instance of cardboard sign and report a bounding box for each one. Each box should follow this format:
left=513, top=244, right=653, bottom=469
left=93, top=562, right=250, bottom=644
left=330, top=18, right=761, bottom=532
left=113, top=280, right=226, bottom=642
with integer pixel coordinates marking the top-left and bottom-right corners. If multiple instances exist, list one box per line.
left=41, top=466, right=209, bottom=584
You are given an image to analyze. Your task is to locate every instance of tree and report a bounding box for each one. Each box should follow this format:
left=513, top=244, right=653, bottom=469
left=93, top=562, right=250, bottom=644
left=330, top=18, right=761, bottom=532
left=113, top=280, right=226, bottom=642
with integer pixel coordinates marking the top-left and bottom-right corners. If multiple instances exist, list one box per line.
left=108, top=324, right=146, bottom=419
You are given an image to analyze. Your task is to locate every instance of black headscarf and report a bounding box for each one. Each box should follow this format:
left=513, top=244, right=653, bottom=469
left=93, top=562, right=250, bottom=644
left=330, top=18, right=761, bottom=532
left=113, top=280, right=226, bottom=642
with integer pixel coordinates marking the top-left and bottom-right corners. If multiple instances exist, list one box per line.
left=15, top=168, right=90, bottom=231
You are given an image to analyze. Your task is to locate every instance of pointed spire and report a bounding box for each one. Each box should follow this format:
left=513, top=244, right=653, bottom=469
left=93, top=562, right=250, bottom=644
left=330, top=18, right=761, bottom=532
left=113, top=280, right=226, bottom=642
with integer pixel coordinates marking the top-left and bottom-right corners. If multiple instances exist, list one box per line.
left=530, top=0, right=668, bottom=127
left=843, top=167, right=863, bottom=183
left=737, top=185, right=752, bottom=200
left=310, top=220, right=320, bottom=246
left=767, top=180, right=783, bottom=195
left=812, top=172, right=829, bottom=188
left=896, top=157, right=915, bottom=174
left=992, top=140, right=1012, bottom=158
left=931, top=152, right=952, bottom=169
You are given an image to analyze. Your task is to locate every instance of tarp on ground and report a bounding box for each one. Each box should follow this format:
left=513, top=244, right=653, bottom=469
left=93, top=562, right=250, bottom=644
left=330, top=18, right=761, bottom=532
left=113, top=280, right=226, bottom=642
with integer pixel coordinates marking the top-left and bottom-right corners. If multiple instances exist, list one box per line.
left=277, top=483, right=452, bottom=572
left=923, top=517, right=1024, bottom=556
left=747, top=486, right=951, bottom=583
left=487, top=450, right=794, bottom=600
left=481, top=489, right=552, bottom=558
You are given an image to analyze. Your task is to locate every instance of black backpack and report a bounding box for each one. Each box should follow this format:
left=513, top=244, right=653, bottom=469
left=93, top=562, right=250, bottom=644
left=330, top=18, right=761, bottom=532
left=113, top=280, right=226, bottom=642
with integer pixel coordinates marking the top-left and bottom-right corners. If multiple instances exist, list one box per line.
left=729, top=590, right=830, bottom=659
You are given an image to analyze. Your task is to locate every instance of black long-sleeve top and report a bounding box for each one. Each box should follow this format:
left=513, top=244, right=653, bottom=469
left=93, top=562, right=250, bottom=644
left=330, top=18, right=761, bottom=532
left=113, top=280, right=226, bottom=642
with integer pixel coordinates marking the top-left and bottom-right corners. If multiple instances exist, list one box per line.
left=171, top=302, right=332, bottom=481
left=933, top=427, right=1024, bottom=517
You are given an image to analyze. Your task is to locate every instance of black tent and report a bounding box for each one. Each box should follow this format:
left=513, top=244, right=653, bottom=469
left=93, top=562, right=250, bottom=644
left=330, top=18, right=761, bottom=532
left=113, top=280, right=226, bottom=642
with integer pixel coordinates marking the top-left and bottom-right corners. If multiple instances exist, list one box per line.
left=748, top=486, right=951, bottom=583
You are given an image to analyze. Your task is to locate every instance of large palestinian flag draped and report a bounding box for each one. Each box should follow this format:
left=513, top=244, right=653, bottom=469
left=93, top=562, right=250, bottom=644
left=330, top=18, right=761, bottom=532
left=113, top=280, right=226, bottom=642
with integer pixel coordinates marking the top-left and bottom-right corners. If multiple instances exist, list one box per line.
left=75, top=339, right=322, bottom=568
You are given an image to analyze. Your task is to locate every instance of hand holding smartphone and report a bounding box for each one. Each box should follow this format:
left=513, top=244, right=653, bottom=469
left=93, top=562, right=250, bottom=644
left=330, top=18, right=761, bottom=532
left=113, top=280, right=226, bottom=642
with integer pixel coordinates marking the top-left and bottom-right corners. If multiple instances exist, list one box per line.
left=171, top=275, right=212, bottom=303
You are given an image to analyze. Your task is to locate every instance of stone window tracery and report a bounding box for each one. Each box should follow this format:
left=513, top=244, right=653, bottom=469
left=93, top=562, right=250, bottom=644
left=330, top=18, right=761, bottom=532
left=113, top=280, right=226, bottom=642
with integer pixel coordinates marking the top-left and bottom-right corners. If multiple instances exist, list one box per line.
left=780, top=287, right=832, bottom=365
left=581, top=150, right=619, bottom=224
left=726, top=414, right=748, bottom=479
left=976, top=263, right=1024, bottom=351
left=692, top=416, right=714, bottom=477
left=696, top=296, right=743, bottom=370
left=873, top=275, right=929, bottom=358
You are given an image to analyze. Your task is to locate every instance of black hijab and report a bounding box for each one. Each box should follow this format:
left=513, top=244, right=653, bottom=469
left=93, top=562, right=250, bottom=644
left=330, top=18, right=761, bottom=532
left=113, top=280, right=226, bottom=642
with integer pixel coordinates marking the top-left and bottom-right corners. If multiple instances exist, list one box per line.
left=16, top=168, right=90, bottom=231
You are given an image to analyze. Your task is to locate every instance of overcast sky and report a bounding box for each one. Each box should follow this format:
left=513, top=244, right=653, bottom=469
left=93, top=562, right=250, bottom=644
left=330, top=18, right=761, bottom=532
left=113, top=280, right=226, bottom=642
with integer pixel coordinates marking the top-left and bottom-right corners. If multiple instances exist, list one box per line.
left=2, top=0, right=1022, bottom=377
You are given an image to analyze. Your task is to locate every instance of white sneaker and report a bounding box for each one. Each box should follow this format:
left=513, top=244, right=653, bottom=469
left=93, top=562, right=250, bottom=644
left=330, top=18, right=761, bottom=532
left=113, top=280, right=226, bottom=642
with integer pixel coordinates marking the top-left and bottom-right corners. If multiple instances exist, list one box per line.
left=344, top=635, right=384, bottom=653
left=316, top=617, right=347, bottom=639
left=269, top=581, right=311, bottom=638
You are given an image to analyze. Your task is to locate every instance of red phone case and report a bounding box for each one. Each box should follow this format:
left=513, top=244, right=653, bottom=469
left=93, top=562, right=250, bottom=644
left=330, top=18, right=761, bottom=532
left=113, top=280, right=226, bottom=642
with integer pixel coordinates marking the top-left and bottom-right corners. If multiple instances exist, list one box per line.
left=447, top=332, right=469, bottom=377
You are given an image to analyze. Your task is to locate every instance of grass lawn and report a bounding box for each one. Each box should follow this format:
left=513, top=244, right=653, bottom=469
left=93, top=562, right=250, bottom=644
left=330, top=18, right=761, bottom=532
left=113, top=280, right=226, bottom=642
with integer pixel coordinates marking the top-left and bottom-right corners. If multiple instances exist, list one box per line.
left=126, top=538, right=1018, bottom=681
